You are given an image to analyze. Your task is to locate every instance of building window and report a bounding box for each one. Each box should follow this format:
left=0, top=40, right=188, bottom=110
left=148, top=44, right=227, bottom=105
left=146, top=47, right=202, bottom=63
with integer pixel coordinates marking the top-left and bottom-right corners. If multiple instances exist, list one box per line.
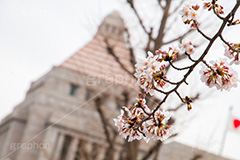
left=60, top=135, right=72, bottom=160
left=85, top=89, right=93, bottom=100
left=74, top=140, right=82, bottom=160
left=70, top=83, right=78, bottom=96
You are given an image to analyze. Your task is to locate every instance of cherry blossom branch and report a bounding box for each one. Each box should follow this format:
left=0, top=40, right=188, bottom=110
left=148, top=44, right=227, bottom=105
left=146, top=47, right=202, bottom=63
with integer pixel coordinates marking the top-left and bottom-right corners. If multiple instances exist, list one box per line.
left=175, top=90, right=184, bottom=102
left=125, top=27, right=137, bottom=70
left=220, top=35, right=240, bottom=52
left=185, top=52, right=197, bottom=62
left=152, top=0, right=240, bottom=118
left=114, top=0, right=240, bottom=144
left=157, top=0, right=164, bottom=9
left=160, top=75, right=178, bottom=85
left=167, top=93, right=200, bottom=112
left=194, top=21, right=211, bottom=40
left=126, top=0, right=149, bottom=34
left=212, top=1, right=225, bottom=20
left=201, top=60, right=215, bottom=73
left=95, top=97, right=112, bottom=146
left=154, top=0, right=172, bottom=50
left=169, top=61, right=192, bottom=70
left=168, top=0, right=185, bottom=16
left=153, top=83, right=167, bottom=94
left=137, top=103, right=151, bottom=116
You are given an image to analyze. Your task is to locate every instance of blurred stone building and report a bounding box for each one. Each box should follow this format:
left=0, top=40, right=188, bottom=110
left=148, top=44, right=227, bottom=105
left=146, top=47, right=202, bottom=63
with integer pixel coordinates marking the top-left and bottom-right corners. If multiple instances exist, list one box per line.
left=0, top=12, right=229, bottom=160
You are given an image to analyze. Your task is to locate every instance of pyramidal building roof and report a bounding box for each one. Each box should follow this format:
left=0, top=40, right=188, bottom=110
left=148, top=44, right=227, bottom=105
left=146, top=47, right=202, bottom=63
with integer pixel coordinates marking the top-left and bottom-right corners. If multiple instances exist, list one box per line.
left=60, top=11, right=135, bottom=88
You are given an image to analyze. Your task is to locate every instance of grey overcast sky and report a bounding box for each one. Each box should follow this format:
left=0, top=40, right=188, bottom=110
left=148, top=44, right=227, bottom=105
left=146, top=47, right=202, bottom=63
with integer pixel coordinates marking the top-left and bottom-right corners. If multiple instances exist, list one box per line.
left=0, top=0, right=240, bottom=159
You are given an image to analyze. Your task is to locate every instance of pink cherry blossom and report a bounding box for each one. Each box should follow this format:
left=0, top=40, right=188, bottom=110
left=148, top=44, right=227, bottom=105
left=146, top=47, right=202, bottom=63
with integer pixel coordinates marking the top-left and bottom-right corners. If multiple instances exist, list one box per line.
left=203, top=2, right=224, bottom=14
left=113, top=93, right=151, bottom=142
left=134, top=51, right=167, bottom=96
left=200, top=58, right=239, bottom=91
left=113, top=94, right=174, bottom=142
left=223, top=43, right=240, bottom=65
left=179, top=3, right=199, bottom=28
left=179, top=40, right=195, bottom=54
left=155, top=47, right=180, bottom=62
left=143, top=110, right=174, bottom=142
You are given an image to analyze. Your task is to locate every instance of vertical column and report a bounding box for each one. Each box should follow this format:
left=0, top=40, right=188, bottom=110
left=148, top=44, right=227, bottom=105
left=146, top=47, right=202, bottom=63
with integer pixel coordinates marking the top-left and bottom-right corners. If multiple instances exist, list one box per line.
left=113, top=148, right=120, bottom=160
left=37, top=128, right=58, bottom=160
left=96, top=146, right=106, bottom=160
left=51, top=133, right=65, bottom=160
left=66, top=137, right=78, bottom=160
left=17, top=106, right=51, bottom=160
left=0, top=120, right=25, bottom=160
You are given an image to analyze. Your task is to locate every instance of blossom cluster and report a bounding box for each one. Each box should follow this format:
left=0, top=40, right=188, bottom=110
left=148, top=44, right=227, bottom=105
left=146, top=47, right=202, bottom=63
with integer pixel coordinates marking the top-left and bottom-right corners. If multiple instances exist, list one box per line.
left=114, top=1, right=240, bottom=143
left=134, top=51, right=167, bottom=96
left=134, top=41, right=195, bottom=96
left=155, top=47, right=180, bottom=62
left=224, top=43, right=240, bottom=65
left=113, top=93, right=174, bottom=142
left=200, top=59, right=239, bottom=91
left=179, top=2, right=239, bottom=91
left=179, top=40, right=195, bottom=54
left=203, top=1, right=224, bottom=15
left=179, top=3, right=200, bottom=28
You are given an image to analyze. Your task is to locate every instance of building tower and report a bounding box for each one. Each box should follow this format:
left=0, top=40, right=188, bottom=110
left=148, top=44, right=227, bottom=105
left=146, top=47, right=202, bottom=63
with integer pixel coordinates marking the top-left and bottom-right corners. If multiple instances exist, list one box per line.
left=0, top=11, right=137, bottom=160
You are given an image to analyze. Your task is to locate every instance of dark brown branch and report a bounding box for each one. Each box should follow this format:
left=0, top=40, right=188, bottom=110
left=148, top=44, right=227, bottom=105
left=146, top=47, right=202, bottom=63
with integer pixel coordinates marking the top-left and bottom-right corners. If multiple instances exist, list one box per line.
left=137, top=103, right=151, bottom=116
left=163, top=29, right=194, bottom=45
left=212, top=1, right=225, bottom=20
left=201, top=60, right=215, bottom=73
left=127, top=0, right=149, bottom=34
left=220, top=35, right=240, bottom=52
left=141, top=141, right=162, bottom=160
left=141, top=133, right=178, bottom=160
left=194, top=21, right=211, bottom=40
left=152, top=80, right=168, bottom=94
left=157, top=0, right=164, bottom=9
left=154, top=0, right=172, bottom=50
left=145, top=28, right=154, bottom=53
left=104, top=38, right=134, bottom=77
left=175, top=90, right=184, bottom=102
left=169, top=0, right=185, bottom=17
left=125, top=27, right=137, bottom=70
left=185, top=52, right=197, bottom=62
left=95, top=97, right=112, bottom=145
left=167, top=93, right=200, bottom=112
left=152, top=0, right=240, bottom=116
left=95, top=97, right=116, bottom=160
left=169, top=61, right=192, bottom=71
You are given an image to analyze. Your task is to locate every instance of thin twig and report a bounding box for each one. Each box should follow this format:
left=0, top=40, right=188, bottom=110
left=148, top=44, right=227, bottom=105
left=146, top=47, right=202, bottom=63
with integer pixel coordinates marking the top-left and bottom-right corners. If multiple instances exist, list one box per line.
left=185, top=52, right=197, bottom=62
left=104, top=38, right=135, bottom=76
left=194, top=21, right=211, bottom=40
left=219, top=35, right=240, bottom=52
left=169, top=61, right=192, bottom=70
left=175, top=90, right=184, bottom=102
left=127, top=0, right=149, bottom=34
left=150, top=0, right=240, bottom=119
left=212, top=1, right=225, bottom=20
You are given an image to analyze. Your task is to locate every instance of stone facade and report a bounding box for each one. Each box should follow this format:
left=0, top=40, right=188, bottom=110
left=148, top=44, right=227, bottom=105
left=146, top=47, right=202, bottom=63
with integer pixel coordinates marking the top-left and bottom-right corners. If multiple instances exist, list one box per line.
left=0, top=11, right=138, bottom=160
left=0, top=12, right=229, bottom=160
